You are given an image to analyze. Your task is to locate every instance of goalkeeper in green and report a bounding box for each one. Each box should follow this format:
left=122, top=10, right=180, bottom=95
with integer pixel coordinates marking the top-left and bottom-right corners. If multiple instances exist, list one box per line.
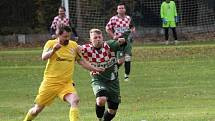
left=160, top=0, right=178, bottom=45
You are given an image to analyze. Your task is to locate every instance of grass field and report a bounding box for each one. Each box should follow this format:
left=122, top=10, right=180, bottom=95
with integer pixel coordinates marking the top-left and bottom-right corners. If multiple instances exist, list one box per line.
left=1, top=44, right=215, bottom=121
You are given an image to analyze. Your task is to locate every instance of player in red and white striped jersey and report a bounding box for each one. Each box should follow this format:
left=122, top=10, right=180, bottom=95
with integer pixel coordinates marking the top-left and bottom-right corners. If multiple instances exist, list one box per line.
left=50, top=6, right=78, bottom=40
left=106, top=3, right=136, bottom=82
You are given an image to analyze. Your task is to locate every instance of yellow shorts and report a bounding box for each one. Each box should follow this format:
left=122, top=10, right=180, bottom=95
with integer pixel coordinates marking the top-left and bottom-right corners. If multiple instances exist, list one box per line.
left=34, top=79, right=77, bottom=106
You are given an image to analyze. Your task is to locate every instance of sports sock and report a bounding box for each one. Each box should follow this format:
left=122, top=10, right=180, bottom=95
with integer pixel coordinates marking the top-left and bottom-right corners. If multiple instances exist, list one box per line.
left=23, top=112, right=35, bottom=121
left=124, top=61, right=131, bottom=76
left=96, top=104, right=105, bottom=118
left=69, top=107, right=79, bottom=121
left=103, top=110, right=116, bottom=121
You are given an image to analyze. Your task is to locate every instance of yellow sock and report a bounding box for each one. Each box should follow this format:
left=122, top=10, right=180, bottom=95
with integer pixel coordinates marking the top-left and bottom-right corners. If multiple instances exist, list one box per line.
left=69, top=107, right=79, bottom=121
left=23, top=112, right=35, bottom=121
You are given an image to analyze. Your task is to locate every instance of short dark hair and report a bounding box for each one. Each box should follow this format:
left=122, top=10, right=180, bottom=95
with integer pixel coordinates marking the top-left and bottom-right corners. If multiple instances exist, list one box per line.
left=118, top=2, right=126, bottom=7
left=56, top=25, right=71, bottom=35
left=58, top=6, right=66, bottom=11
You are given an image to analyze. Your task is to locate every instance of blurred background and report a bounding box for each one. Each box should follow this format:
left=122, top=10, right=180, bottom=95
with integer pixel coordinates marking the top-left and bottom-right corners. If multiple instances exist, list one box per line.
left=0, top=0, right=214, bottom=47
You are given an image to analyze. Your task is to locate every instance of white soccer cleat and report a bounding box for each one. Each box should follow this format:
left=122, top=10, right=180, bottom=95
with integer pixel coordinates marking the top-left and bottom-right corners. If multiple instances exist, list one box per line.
left=165, top=41, right=170, bottom=45
left=174, top=40, right=179, bottom=45
left=98, top=118, right=103, bottom=121
left=124, top=77, right=129, bottom=82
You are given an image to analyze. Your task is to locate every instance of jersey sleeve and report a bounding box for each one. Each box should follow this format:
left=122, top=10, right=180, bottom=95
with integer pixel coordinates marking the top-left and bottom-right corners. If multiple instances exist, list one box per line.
left=160, top=2, right=164, bottom=18
left=50, top=16, right=57, bottom=29
left=43, top=40, right=54, bottom=53
left=106, top=16, right=115, bottom=30
left=107, top=40, right=120, bottom=52
left=72, top=42, right=82, bottom=62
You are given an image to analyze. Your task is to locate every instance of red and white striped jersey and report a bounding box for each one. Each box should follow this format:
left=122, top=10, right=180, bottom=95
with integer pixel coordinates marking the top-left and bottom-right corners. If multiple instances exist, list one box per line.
left=106, top=15, right=132, bottom=37
left=51, top=15, right=70, bottom=29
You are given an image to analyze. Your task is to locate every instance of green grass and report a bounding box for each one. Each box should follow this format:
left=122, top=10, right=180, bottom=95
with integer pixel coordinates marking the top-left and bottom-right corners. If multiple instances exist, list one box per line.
left=1, top=44, right=215, bottom=121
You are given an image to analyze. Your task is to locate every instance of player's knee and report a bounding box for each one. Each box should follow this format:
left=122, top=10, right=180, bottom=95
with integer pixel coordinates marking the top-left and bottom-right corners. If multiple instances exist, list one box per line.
left=107, top=101, right=119, bottom=115
left=71, top=95, right=80, bottom=107
left=107, top=109, right=117, bottom=115
left=65, top=93, right=80, bottom=107
left=96, top=96, right=107, bottom=106
left=125, top=54, right=131, bottom=62
left=72, top=96, right=80, bottom=105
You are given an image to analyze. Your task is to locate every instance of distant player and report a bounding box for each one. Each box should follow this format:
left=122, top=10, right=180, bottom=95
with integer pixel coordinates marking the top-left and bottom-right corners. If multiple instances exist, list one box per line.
left=81, top=29, right=126, bottom=121
left=50, top=6, right=78, bottom=40
left=160, top=0, right=178, bottom=45
left=106, top=2, right=136, bottom=82
left=23, top=26, right=104, bottom=121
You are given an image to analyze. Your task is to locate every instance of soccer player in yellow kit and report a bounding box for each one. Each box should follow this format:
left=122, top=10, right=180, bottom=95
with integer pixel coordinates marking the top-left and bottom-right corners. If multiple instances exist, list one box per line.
left=23, top=26, right=104, bottom=121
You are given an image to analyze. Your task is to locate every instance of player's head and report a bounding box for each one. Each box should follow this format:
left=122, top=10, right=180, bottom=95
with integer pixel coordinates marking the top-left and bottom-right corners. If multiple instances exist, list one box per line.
left=89, top=29, right=104, bottom=48
left=117, top=2, right=126, bottom=15
left=58, top=6, right=66, bottom=17
left=56, top=25, right=71, bottom=45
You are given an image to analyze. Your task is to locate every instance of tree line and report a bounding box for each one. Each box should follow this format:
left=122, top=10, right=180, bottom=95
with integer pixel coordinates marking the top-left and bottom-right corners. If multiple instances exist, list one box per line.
left=0, top=0, right=61, bottom=35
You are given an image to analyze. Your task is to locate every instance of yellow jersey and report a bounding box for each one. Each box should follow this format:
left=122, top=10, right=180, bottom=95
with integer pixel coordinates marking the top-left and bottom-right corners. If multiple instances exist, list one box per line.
left=42, top=39, right=80, bottom=83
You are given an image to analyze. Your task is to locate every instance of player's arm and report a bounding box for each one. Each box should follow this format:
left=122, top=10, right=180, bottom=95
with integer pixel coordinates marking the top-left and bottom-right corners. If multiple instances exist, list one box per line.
left=76, top=46, right=105, bottom=72
left=106, top=28, right=115, bottom=39
left=50, top=18, right=57, bottom=38
left=107, top=38, right=126, bottom=51
left=42, top=42, right=62, bottom=61
left=160, top=3, right=164, bottom=19
left=105, top=18, right=116, bottom=39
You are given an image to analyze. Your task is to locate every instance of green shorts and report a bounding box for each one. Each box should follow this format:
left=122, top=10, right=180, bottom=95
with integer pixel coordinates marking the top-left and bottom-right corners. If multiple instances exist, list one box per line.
left=91, top=79, right=121, bottom=103
left=162, top=21, right=176, bottom=28
left=117, top=42, right=132, bottom=59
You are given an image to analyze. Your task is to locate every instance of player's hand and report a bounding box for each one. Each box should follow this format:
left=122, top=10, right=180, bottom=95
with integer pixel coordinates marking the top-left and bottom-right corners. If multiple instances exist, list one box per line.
left=131, top=27, right=136, bottom=33
left=53, top=43, right=62, bottom=52
left=74, top=36, right=79, bottom=41
left=117, top=57, right=125, bottom=65
left=90, top=67, right=105, bottom=76
left=162, top=18, right=167, bottom=24
left=51, top=34, right=56, bottom=39
left=118, top=38, right=126, bottom=45
left=95, top=67, right=105, bottom=73
left=113, top=35, right=119, bottom=40
left=175, top=16, right=179, bottom=23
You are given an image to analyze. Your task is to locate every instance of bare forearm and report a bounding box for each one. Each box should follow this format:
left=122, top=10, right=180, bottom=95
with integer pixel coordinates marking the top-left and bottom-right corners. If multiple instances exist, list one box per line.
left=78, top=60, right=97, bottom=72
left=42, top=50, right=55, bottom=61
left=106, top=29, right=114, bottom=38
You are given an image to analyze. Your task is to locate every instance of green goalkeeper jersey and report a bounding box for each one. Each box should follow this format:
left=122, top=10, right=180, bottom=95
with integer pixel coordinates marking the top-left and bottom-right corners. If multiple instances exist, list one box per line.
left=160, top=1, right=178, bottom=21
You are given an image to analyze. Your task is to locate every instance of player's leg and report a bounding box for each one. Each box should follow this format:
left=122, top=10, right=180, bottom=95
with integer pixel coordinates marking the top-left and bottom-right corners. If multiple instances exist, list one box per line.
left=60, top=82, right=79, bottom=121
left=64, top=93, right=80, bottom=121
left=171, top=27, right=178, bottom=44
left=124, top=43, right=132, bottom=81
left=23, top=104, right=45, bottom=121
left=103, top=101, right=119, bottom=121
left=96, top=90, right=108, bottom=121
left=23, top=80, right=57, bottom=121
left=170, top=21, right=178, bottom=44
left=164, top=27, right=169, bottom=45
left=103, top=79, right=120, bottom=121
left=91, top=81, right=109, bottom=120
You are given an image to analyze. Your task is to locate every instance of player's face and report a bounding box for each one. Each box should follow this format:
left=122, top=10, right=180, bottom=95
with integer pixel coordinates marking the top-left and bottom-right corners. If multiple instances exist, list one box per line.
left=90, top=33, right=103, bottom=48
left=117, top=5, right=126, bottom=15
left=58, top=31, right=70, bottom=45
left=58, top=8, right=65, bottom=17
